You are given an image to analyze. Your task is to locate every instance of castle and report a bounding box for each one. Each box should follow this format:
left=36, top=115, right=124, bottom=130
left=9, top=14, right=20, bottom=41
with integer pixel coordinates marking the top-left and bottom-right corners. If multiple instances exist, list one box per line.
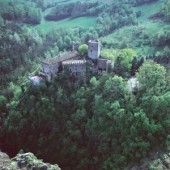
left=29, top=40, right=111, bottom=86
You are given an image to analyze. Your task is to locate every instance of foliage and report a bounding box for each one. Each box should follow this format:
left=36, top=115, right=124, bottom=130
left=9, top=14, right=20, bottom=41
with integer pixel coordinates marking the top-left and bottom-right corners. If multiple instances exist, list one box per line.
left=1, top=59, right=170, bottom=170
left=45, top=1, right=102, bottom=21
left=160, top=0, right=170, bottom=22
left=0, top=22, right=45, bottom=86
left=0, top=3, right=42, bottom=24
left=137, top=60, right=166, bottom=95
left=114, top=48, right=136, bottom=77
left=101, top=49, right=117, bottom=60
left=0, top=96, right=6, bottom=107
left=152, top=28, right=170, bottom=47
left=96, top=0, right=137, bottom=36
left=130, top=0, right=158, bottom=6
left=0, top=0, right=169, bottom=170
left=78, top=44, right=88, bottom=55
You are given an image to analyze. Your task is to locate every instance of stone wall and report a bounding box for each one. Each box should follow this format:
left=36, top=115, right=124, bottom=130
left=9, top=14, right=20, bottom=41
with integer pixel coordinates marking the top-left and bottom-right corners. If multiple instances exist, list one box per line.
left=62, top=60, right=86, bottom=76
left=97, top=58, right=112, bottom=72
left=41, top=63, right=59, bottom=75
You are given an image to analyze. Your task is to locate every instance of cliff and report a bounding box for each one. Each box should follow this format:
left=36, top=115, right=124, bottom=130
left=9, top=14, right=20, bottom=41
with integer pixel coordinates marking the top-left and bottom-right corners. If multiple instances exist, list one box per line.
left=127, top=149, right=170, bottom=170
left=0, top=151, right=61, bottom=170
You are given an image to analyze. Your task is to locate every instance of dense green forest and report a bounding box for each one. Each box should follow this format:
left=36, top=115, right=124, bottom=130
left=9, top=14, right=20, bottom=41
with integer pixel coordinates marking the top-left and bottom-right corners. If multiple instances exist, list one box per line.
left=0, top=0, right=170, bottom=169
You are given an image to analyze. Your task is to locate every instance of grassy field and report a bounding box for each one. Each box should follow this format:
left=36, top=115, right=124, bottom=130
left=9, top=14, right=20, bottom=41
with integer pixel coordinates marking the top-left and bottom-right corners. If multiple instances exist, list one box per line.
left=33, top=0, right=109, bottom=33
left=34, top=0, right=111, bottom=33
left=34, top=17, right=97, bottom=33
left=101, top=0, right=170, bottom=55
left=100, top=25, right=156, bottom=55
left=0, top=0, right=110, bottom=33
left=134, top=0, right=163, bottom=22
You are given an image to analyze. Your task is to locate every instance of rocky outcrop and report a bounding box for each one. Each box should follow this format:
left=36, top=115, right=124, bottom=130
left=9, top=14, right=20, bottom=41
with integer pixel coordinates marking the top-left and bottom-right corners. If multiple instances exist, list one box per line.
left=0, top=151, right=61, bottom=170
left=127, top=149, right=170, bottom=170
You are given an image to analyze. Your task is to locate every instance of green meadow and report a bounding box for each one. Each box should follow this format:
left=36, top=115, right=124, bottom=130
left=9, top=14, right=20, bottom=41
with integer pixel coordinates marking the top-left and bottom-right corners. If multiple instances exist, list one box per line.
left=34, top=17, right=97, bottom=33
left=101, top=0, right=170, bottom=55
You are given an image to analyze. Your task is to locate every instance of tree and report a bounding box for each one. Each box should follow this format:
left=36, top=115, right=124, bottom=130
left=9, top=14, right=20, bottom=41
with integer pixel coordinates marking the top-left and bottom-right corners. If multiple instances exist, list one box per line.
left=0, top=16, right=4, bottom=27
left=27, top=7, right=42, bottom=24
left=90, top=77, right=99, bottom=87
left=37, top=0, right=47, bottom=10
left=160, top=0, right=170, bottom=22
left=78, top=44, right=88, bottom=55
left=64, top=36, right=72, bottom=49
left=0, top=95, right=7, bottom=108
left=114, top=48, right=136, bottom=77
left=101, top=49, right=117, bottom=60
left=137, top=60, right=166, bottom=95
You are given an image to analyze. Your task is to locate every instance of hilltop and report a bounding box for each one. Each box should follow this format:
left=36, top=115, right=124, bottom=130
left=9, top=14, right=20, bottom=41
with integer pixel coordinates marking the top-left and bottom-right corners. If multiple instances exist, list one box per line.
left=0, top=0, right=170, bottom=170
left=0, top=0, right=169, bottom=89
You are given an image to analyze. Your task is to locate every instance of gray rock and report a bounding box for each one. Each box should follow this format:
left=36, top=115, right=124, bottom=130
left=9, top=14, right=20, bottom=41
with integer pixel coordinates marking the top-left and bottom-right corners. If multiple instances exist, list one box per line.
left=162, top=157, right=170, bottom=169
left=0, top=151, right=10, bottom=169
left=149, top=151, right=159, bottom=160
left=40, top=164, right=48, bottom=170
left=17, top=159, right=27, bottom=168
left=0, top=151, right=61, bottom=170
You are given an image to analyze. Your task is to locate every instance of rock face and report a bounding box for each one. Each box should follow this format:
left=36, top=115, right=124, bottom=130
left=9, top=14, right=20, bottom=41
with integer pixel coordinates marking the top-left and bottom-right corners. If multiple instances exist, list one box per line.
left=0, top=151, right=61, bottom=170
left=127, top=150, right=170, bottom=170
left=0, top=151, right=10, bottom=169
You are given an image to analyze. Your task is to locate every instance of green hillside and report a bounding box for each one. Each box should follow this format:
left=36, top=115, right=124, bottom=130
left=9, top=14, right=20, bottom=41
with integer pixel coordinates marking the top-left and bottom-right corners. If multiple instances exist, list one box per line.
left=0, top=0, right=170, bottom=170
left=35, top=17, right=97, bottom=32
left=101, top=0, right=170, bottom=55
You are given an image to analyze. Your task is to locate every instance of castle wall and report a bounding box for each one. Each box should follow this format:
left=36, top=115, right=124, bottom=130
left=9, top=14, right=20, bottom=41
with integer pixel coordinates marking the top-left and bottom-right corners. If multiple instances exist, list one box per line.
left=97, top=59, right=112, bottom=72
left=41, top=63, right=59, bottom=82
left=62, top=60, right=86, bottom=76
left=36, top=41, right=112, bottom=83
left=41, top=63, right=59, bottom=75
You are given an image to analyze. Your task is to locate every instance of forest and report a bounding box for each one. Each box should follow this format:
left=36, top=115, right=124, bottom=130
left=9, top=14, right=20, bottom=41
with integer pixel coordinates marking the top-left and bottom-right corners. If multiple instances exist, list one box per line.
left=0, top=0, right=170, bottom=169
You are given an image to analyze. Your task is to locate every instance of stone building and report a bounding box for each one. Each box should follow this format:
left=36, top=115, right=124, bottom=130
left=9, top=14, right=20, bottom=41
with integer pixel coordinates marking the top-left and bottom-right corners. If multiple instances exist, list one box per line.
left=40, top=51, right=80, bottom=82
left=29, top=40, right=113, bottom=85
left=88, top=40, right=101, bottom=60
left=97, top=59, right=112, bottom=72
left=62, top=60, right=86, bottom=76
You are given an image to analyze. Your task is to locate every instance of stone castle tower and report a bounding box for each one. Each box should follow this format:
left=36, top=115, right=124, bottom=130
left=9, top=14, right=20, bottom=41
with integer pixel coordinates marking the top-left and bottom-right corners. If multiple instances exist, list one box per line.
left=88, top=40, right=101, bottom=60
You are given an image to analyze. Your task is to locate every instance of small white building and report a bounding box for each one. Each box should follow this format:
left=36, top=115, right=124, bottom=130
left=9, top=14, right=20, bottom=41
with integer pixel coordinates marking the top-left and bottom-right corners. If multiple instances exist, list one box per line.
left=29, top=76, right=43, bottom=86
